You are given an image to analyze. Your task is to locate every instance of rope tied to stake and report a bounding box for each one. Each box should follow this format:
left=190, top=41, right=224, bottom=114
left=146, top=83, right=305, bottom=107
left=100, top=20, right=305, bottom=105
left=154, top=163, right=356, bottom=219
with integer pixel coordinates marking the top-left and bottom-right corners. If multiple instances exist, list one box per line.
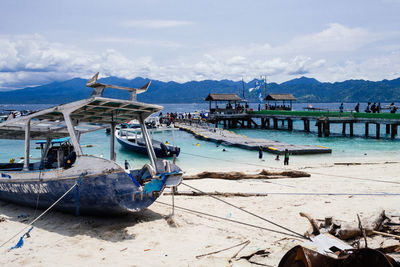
left=10, top=226, right=34, bottom=250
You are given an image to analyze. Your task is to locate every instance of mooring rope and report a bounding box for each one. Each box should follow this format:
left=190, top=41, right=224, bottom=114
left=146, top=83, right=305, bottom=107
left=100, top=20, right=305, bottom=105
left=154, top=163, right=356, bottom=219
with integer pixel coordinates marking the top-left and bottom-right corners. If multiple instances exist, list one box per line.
left=156, top=200, right=308, bottom=240
left=181, top=182, right=308, bottom=240
left=0, top=182, right=78, bottom=249
left=31, top=170, right=43, bottom=219
left=308, top=171, right=400, bottom=185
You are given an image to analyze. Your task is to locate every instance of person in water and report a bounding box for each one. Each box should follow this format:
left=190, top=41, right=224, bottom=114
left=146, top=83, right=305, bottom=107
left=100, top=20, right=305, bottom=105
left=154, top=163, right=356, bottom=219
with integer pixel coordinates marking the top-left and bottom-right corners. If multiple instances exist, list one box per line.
left=258, top=146, right=263, bottom=160
left=284, top=149, right=290, bottom=165
left=275, top=155, right=280, bottom=161
left=124, top=159, right=131, bottom=170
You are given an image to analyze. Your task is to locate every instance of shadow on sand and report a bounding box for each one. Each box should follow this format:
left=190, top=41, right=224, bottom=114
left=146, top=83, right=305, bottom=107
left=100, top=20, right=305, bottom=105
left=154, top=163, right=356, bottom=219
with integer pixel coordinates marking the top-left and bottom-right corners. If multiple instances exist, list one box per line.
left=0, top=200, right=166, bottom=243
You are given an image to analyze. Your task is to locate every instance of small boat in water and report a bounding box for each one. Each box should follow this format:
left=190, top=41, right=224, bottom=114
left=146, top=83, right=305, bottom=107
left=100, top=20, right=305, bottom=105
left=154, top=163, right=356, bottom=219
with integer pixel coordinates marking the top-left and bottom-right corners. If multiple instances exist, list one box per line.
left=116, top=129, right=180, bottom=158
left=0, top=73, right=182, bottom=215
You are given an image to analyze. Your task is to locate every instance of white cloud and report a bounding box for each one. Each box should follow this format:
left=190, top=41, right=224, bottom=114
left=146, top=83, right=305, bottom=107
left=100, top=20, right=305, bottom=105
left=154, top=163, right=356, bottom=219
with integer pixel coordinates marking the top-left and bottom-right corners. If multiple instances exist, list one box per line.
left=283, top=23, right=373, bottom=53
left=93, top=37, right=182, bottom=48
left=0, top=23, right=399, bottom=90
left=119, top=20, right=193, bottom=29
left=0, top=34, right=159, bottom=89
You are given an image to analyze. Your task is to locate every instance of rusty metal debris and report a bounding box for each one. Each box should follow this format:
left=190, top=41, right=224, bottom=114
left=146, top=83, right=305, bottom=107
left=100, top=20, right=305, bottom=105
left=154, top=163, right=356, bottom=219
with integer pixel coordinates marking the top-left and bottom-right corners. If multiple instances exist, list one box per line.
left=278, top=210, right=400, bottom=266
left=278, top=245, right=400, bottom=267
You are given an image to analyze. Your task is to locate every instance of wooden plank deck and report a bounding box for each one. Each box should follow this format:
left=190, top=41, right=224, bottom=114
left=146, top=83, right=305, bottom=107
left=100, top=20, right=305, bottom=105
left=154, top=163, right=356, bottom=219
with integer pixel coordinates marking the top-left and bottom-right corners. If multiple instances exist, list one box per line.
left=175, top=123, right=332, bottom=155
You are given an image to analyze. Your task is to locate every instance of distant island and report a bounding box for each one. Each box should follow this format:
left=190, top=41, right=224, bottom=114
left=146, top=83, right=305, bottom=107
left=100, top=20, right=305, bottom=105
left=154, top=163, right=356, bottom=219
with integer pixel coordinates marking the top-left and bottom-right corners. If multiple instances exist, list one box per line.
left=0, top=76, right=399, bottom=104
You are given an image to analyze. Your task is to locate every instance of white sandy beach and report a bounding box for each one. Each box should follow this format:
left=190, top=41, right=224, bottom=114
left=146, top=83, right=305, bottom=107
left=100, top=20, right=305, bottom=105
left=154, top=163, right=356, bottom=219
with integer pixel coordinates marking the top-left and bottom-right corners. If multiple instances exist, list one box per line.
left=1, top=159, right=399, bottom=266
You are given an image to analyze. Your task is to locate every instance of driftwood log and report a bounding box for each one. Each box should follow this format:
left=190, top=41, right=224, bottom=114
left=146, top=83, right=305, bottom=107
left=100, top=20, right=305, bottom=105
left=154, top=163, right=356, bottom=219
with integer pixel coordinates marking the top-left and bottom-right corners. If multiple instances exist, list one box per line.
left=184, top=169, right=310, bottom=180
left=300, top=212, right=320, bottom=235
left=300, top=209, right=393, bottom=241
left=337, top=209, right=387, bottom=240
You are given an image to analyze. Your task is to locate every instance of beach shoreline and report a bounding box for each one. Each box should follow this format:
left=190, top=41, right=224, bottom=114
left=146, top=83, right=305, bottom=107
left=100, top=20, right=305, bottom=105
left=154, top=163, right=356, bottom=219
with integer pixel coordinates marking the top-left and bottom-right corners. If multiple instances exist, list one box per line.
left=1, top=158, right=399, bottom=266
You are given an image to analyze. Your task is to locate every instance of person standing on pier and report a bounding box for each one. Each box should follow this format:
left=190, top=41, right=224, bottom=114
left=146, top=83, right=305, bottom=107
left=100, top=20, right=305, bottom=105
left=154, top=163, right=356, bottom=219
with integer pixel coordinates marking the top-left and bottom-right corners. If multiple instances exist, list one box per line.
left=284, top=149, right=290, bottom=165
left=365, top=102, right=371, bottom=113
left=371, top=102, right=377, bottom=113
left=390, top=103, right=398, bottom=113
left=339, top=103, right=344, bottom=113
left=354, top=103, right=360, bottom=112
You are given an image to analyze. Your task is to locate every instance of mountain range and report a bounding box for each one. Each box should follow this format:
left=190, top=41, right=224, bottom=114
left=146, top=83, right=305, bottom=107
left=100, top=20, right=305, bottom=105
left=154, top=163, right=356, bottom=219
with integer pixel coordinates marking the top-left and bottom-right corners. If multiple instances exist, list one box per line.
left=0, top=76, right=399, bottom=104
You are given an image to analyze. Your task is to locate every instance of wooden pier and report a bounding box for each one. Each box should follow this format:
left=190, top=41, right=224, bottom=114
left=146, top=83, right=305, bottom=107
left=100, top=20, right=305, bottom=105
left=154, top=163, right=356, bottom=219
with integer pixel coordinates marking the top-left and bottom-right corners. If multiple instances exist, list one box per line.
left=175, top=123, right=332, bottom=155
left=207, top=110, right=400, bottom=139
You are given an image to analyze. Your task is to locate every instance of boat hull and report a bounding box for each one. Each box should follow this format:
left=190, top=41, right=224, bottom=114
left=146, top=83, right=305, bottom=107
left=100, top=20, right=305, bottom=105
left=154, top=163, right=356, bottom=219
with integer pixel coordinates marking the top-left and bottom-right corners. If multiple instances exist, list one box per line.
left=0, top=156, right=180, bottom=215
left=116, top=135, right=180, bottom=158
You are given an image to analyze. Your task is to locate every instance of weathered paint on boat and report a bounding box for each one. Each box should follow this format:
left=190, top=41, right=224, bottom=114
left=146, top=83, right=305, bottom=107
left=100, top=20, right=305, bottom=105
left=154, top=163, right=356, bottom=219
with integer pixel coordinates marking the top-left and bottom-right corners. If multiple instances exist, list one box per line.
left=0, top=156, right=180, bottom=215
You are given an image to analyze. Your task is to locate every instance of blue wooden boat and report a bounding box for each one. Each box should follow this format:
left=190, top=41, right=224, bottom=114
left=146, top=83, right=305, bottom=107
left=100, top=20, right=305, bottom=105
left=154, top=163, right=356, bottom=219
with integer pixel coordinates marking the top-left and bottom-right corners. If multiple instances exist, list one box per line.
left=0, top=73, right=182, bottom=215
left=116, top=129, right=180, bottom=158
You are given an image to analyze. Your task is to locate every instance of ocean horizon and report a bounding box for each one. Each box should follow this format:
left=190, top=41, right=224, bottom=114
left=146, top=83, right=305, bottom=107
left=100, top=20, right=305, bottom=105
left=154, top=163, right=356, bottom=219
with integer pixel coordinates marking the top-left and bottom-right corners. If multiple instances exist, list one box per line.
left=1, top=102, right=399, bottom=172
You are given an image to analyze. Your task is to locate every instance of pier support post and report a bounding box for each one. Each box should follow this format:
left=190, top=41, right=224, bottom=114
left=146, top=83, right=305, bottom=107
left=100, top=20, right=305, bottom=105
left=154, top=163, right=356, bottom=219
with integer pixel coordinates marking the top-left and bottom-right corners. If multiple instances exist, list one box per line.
left=247, top=119, right=251, bottom=128
left=288, top=119, right=293, bottom=131
left=250, top=119, right=257, bottom=128
left=281, top=120, right=285, bottom=126
left=317, top=121, right=322, bottom=137
left=386, top=124, right=390, bottom=134
left=376, top=123, right=380, bottom=139
left=350, top=123, right=354, bottom=137
left=304, top=120, right=310, bottom=132
left=261, top=118, right=265, bottom=129
left=323, top=121, right=330, bottom=137
left=273, top=118, right=278, bottom=129
left=365, top=123, right=369, bottom=137
left=266, top=118, right=270, bottom=128
left=223, top=120, right=226, bottom=128
left=342, top=122, right=346, bottom=135
left=391, top=124, right=398, bottom=139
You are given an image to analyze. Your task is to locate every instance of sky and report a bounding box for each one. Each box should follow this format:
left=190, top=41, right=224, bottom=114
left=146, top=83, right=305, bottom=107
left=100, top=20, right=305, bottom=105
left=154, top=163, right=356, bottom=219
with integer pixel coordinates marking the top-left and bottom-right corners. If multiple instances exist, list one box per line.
left=0, top=0, right=399, bottom=90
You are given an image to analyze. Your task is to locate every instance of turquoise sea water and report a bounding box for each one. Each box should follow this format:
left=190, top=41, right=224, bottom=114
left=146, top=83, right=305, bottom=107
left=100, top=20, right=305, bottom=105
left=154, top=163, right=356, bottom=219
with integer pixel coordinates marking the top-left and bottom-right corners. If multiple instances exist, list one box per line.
left=1, top=103, right=400, bottom=172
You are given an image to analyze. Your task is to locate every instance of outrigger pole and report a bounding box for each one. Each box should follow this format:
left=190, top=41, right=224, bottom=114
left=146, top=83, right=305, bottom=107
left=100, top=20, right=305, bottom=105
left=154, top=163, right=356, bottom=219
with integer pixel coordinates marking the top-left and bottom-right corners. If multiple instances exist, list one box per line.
left=87, top=72, right=151, bottom=101
left=86, top=73, right=157, bottom=167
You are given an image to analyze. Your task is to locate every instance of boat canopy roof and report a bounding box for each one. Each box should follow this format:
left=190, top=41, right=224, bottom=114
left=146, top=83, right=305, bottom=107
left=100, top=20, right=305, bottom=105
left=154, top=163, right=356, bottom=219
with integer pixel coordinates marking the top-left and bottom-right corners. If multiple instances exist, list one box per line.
left=205, top=93, right=244, bottom=102
left=265, top=94, right=297, bottom=101
left=0, top=96, right=163, bottom=140
left=35, top=137, right=70, bottom=145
